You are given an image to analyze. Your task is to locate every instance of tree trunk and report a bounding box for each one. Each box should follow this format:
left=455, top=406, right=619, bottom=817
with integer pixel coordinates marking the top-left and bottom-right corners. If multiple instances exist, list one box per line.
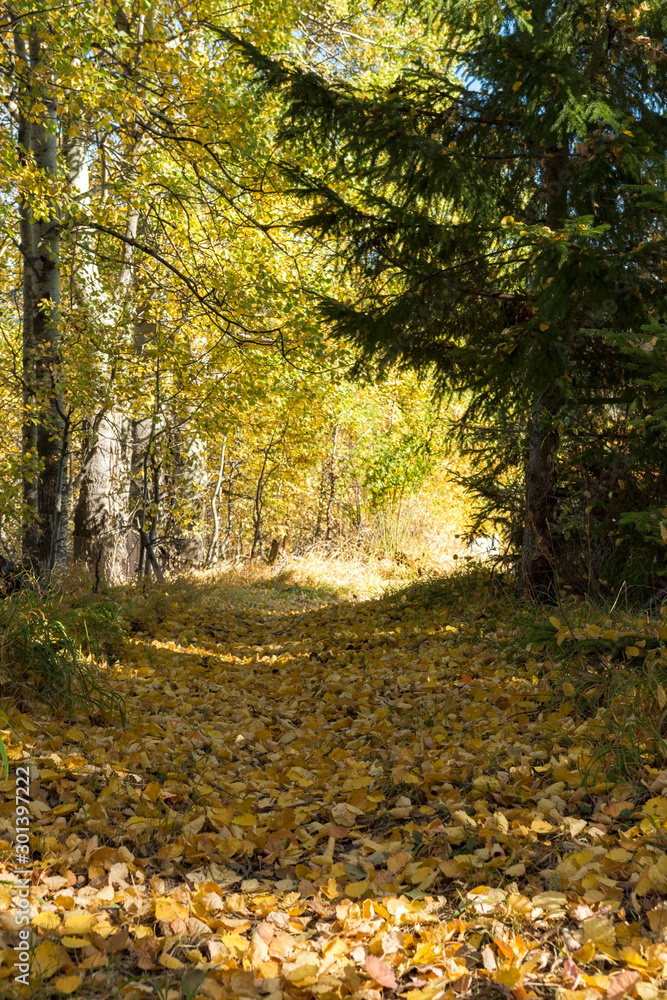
left=67, top=138, right=135, bottom=582
left=69, top=6, right=146, bottom=583
left=12, top=27, right=39, bottom=568
left=325, top=424, right=338, bottom=543
left=251, top=445, right=272, bottom=559
left=520, top=388, right=560, bottom=600
left=72, top=413, right=131, bottom=581
left=520, top=146, right=569, bottom=600
left=205, top=440, right=226, bottom=566
left=28, top=28, right=65, bottom=577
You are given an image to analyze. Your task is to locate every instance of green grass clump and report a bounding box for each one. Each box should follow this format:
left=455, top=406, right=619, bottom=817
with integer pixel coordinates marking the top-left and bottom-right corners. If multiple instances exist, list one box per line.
left=0, top=590, right=125, bottom=721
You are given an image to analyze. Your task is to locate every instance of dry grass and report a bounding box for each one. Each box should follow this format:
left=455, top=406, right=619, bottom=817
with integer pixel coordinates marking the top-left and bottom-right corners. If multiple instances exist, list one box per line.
left=194, top=482, right=483, bottom=603
left=195, top=550, right=417, bottom=602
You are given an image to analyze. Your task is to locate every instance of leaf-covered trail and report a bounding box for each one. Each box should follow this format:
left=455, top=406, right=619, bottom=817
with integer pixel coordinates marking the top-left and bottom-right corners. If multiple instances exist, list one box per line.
left=3, top=576, right=667, bottom=999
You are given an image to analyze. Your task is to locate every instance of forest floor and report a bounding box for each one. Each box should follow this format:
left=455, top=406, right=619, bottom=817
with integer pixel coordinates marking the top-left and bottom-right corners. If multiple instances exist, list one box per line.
left=2, top=561, right=667, bottom=1000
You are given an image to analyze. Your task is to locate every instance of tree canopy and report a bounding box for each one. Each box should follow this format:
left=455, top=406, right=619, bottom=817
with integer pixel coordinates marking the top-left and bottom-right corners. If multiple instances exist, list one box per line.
left=229, top=0, right=667, bottom=598
left=0, top=0, right=665, bottom=600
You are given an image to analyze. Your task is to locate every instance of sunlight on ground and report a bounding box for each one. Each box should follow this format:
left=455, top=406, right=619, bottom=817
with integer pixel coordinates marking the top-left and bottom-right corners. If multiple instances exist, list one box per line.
left=3, top=567, right=666, bottom=999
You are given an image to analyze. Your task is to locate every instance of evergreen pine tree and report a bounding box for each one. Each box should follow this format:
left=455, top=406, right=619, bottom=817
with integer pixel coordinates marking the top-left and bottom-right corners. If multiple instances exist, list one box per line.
left=232, top=0, right=667, bottom=598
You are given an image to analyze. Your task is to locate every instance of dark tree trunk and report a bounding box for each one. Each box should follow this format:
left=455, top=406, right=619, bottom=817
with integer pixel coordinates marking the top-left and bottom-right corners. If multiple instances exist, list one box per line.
left=520, top=388, right=560, bottom=600
left=520, top=146, right=569, bottom=600
left=28, top=28, right=65, bottom=577
left=12, top=28, right=39, bottom=568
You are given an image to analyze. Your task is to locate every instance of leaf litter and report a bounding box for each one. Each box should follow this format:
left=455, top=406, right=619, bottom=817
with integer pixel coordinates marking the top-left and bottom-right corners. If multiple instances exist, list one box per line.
left=2, top=571, right=667, bottom=999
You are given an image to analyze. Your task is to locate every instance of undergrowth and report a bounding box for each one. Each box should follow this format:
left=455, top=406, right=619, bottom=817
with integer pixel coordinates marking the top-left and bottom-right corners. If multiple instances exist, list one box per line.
left=0, top=588, right=125, bottom=721
left=523, top=595, right=667, bottom=785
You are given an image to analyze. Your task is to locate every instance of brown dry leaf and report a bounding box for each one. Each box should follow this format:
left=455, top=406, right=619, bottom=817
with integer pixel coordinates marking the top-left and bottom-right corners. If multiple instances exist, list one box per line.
left=607, top=970, right=642, bottom=999
left=366, top=953, right=398, bottom=989
left=583, top=918, right=616, bottom=947
left=563, top=957, right=581, bottom=986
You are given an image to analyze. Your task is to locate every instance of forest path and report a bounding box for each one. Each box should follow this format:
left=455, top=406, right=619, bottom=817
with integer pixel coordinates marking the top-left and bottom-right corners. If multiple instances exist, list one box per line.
left=3, top=575, right=667, bottom=999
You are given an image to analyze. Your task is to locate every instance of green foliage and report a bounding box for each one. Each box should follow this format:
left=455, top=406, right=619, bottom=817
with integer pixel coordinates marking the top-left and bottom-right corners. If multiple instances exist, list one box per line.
left=232, top=0, right=667, bottom=592
left=0, top=592, right=125, bottom=721
left=365, top=430, right=433, bottom=510
left=618, top=508, right=667, bottom=586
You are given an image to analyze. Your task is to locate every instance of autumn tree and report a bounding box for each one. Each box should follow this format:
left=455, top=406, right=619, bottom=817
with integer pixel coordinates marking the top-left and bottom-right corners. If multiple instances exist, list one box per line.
left=0, top=0, right=445, bottom=581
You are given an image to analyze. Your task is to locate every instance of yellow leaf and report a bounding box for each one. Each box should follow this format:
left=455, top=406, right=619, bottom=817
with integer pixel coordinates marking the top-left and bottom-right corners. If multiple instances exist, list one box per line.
left=583, top=917, right=616, bottom=947
left=143, top=780, right=162, bottom=802
left=322, top=877, right=339, bottom=899
left=196, top=979, right=225, bottom=1000
left=531, top=891, right=567, bottom=916
left=65, top=727, right=86, bottom=742
left=583, top=972, right=611, bottom=990
left=221, top=932, right=248, bottom=955
left=346, top=879, right=369, bottom=898
left=494, top=964, right=522, bottom=988
left=577, top=941, right=596, bottom=964
left=32, top=911, right=61, bottom=930
left=505, top=862, right=526, bottom=877
left=643, top=797, right=667, bottom=819
left=606, top=848, right=632, bottom=862
left=648, top=905, right=667, bottom=934
left=159, top=952, right=184, bottom=969
left=473, top=775, right=500, bottom=791
left=61, top=936, right=89, bottom=948
left=412, top=940, right=438, bottom=965
left=53, top=975, right=82, bottom=995
left=439, top=859, right=464, bottom=878
left=501, top=215, right=514, bottom=225
left=62, top=911, right=96, bottom=934
left=33, top=940, right=62, bottom=978
left=468, top=884, right=493, bottom=896
left=556, top=626, right=571, bottom=645
left=625, top=645, right=641, bottom=657
left=234, top=812, right=256, bottom=827
left=284, top=955, right=320, bottom=984
left=155, top=896, right=189, bottom=921
left=531, top=818, right=554, bottom=834
left=635, top=984, right=667, bottom=1000
left=512, top=81, right=523, bottom=90
left=53, top=802, right=78, bottom=816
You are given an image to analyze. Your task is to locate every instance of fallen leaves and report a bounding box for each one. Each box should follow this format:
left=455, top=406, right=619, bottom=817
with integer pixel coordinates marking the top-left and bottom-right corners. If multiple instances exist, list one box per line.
left=2, top=576, right=667, bottom=998
left=365, top=953, right=398, bottom=989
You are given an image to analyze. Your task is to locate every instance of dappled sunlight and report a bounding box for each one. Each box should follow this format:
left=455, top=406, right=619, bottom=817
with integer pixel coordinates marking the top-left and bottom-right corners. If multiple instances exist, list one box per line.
left=2, top=572, right=667, bottom=997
